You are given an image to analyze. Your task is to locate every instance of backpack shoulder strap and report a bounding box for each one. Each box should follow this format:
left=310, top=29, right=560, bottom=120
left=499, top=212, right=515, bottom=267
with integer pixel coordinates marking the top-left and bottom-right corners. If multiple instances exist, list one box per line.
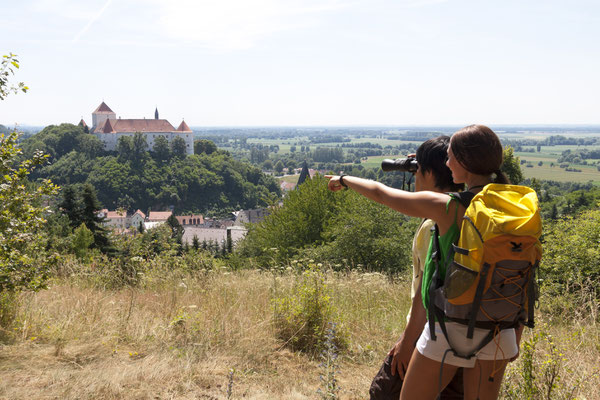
left=448, top=191, right=475, bottom=209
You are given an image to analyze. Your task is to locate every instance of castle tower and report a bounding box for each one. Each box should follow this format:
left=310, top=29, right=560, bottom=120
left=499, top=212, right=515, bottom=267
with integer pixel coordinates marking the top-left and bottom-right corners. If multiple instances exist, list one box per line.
left=92, top=101, right=116, bottom=129
left=155, top=107, right=159, bottom=119
left=176, top=120, right=194, bottom=155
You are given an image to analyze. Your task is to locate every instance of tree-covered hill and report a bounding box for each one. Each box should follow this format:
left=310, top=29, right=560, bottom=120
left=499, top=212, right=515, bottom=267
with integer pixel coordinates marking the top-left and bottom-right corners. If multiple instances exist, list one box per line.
left=23, top=123, right=280, bottom=213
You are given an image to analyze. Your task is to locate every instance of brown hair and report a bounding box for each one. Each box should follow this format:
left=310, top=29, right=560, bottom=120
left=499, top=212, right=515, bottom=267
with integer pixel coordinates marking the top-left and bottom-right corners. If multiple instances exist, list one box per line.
left=450, top=124, right=509, bottom=184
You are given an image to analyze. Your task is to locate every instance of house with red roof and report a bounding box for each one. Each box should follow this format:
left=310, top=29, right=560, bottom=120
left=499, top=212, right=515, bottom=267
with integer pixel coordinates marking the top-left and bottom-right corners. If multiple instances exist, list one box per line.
left=85, top=102, right=194, bottom=155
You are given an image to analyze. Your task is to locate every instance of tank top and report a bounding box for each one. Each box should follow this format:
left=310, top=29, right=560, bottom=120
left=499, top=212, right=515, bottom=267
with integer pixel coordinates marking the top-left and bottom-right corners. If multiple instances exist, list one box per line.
left=421, top=196, right=461, bottom=312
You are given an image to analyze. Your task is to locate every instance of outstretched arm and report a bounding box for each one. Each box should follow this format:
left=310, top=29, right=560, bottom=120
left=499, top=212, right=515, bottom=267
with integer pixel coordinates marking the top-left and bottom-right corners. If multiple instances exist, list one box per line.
left=325, top=175, right=453, bottom=230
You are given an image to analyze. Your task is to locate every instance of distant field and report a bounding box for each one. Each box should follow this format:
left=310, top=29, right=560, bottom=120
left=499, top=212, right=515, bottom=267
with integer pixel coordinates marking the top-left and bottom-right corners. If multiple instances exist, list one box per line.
left=247, top=137, right=422, bottom=154
left=245, top=134, right=600, bottom=183
left=278, top=174, right=300, bottom=184
left=519, top=163, right=600, bottom=184
left=361, top=155, right=405, bottom=169
left=516, top=146, right=600, bottom=184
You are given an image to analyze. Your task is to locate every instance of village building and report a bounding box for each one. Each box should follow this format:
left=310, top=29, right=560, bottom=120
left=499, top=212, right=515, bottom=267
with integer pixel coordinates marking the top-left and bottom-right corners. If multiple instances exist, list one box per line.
left=147, top=211, right=173, bottom=222
left=129, top=209, right=146, bottom=230
left=175, top=214, right=204, bottom=226
left=233, top=208, right=270, bottom=226
left=101, top=209, right=127, bottom=230
left=83, top=102, right=194, bottom=155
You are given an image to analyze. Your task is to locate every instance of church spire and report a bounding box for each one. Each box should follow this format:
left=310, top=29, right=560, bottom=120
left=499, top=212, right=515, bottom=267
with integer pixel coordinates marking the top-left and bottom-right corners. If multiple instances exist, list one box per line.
left=155, top=107, right=159, bottom=119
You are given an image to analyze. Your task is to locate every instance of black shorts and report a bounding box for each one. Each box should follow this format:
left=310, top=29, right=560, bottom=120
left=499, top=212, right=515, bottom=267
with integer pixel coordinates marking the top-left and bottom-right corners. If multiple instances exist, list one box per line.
left=369, top=353, right=464, bottom=400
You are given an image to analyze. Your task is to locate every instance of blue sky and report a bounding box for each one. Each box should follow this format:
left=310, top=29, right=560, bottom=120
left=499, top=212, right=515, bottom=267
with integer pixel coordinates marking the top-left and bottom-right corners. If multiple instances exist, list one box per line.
left=2, top=0, right=599, bottom=127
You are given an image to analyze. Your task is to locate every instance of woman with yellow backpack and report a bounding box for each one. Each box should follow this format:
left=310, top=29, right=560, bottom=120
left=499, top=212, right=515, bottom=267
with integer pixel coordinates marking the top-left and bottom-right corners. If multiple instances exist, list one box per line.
left=326, top=124, right=541, bottom=400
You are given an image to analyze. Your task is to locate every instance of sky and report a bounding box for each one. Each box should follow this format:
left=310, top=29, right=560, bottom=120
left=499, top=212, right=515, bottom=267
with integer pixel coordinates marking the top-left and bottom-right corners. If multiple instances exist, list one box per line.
left=1, top=0, right=600, bottom=127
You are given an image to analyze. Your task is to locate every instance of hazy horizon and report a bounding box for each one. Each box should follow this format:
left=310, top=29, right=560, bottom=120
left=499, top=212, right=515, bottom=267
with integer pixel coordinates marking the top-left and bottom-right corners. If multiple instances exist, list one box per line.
left=2, top=1, right=599, bottom=127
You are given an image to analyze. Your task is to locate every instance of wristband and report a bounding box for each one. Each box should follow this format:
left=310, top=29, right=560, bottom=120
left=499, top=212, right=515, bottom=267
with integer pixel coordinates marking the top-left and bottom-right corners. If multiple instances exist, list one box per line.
left=339, top=174, right=348, bottom=188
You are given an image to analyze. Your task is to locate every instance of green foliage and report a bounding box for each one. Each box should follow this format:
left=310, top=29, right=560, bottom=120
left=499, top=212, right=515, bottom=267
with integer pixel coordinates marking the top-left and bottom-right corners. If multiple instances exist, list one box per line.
left=540, top=209, right=600, bottom=301
left=272, top=264, right=347, bottom=354
left=238, top=175, right=416, bottom=272
left=537, top=184, right=600, bottom=219
left=194, top=139, right=217, bottom=155
left=71, top=223, right=94, bottom=260
left=171, top=136, right=187, bottom=158
left=501, top=326, right=587, bottom=400
left=167, top=214, right=184, bottom=248
left=1, top=53, right=28, bottom=100
left=57, top=184, right=113, bottom=254
left=501, top=146, right=524, bottom=184
left=0, top=130, right=59, bottom=292
left=21, top=123, right=103, bottom=160
left=152, top=135, right=170, bottom=161
left=306, top=192, right=417, bottom=273
left=274, top=159, right=284, bottom=173
left=237, top=175, right=344, bottom=266
left=318, top=322, right=341, bottom=400
left=28, top=127, right=280, bottom=213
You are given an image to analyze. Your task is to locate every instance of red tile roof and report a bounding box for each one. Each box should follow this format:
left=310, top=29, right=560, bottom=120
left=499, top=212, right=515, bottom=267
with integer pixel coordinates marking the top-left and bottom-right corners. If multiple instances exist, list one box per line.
left=93, top=118, right=177, bottom=134
left=148, top=211, right=172, bottom=221
left=100, top=118, right=115, bottom=133
left=176, top=120, right=192, bottom=132
left=133, top=209, right=146, bottom=219
left=106, top=210, right=127, bottom=219
left=94, top=101, right=114, bottom=113
left=113, top=119, right=176, bottom=133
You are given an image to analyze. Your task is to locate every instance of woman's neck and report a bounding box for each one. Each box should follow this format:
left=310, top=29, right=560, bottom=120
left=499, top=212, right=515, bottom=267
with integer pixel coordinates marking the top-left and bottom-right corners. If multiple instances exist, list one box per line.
left=466, top=175, right=493, bottom=192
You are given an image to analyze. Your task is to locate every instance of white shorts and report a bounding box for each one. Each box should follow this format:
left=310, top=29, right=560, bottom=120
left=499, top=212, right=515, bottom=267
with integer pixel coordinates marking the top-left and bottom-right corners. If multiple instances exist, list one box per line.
left=416, top=321, right=518, bottom=368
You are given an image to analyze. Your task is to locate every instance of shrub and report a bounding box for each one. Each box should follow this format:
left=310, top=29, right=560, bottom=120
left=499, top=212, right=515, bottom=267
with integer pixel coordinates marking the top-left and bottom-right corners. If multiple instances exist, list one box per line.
left=238, top=175, right=345, bottom=267
left=0, top=130, right=58, bottom=293
left=501, top=325, right=592, bottom=399
left=306, top=192, right=417, bottom=273
left=272, top=263, right=347, bottom=354
left=541, top=210, right=600, bottom=296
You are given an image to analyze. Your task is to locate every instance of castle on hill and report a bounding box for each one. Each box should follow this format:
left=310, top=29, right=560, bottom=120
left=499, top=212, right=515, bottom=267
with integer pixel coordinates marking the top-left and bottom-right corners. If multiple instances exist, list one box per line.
left=80, top=102, right=194, bottom=155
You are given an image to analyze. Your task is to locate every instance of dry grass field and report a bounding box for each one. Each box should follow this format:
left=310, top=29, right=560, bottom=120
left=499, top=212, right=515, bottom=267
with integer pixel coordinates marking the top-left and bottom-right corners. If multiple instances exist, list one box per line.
left=0, top=265, right=598, bottom=399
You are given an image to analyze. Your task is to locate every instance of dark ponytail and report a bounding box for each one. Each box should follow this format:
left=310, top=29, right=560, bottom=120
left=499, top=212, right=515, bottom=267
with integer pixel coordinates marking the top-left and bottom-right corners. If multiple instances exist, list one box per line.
left=493, top=169, right=509, bottom=184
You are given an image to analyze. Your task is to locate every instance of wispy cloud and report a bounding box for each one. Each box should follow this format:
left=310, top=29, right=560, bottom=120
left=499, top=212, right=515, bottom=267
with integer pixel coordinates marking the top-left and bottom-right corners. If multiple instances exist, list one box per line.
left=400, top=0, right=449, bottom=8
left=72, top=0, right=113, bottom=42
left=156, top=0, right=350, bottom=50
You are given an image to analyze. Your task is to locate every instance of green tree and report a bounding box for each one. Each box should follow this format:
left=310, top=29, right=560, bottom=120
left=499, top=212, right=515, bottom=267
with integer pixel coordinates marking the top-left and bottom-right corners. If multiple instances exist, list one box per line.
left=71, top=223, right=94, bottom=260
left=274, top=159, right=284, bottom=174
left=310, top=192, right=418, bottom=272
left=263, top=159, right=273, bottom=170
left=0, top=131, right=58, bottom=291
left=237, top=175, right=343, bottom=266
left=117, top=135, right=134, bottom=160
left=541, top=209, right=600, bottom=298
left=132, top=132, right=148, bottom=157
left=0, top=58, right=57, bottom=292
left=171, top=136, right=187, bottom=158
left=153, top=135, right=170, bottom=161
left=166, top=214, right=184, bottom=247
left=58, top=185, right=82, bottom=228
left=80, top=184, right=112, bottom=253
left=194, top=139, right=217, bottom=155
left=1, top=53, right=28, bottom=100
left=501, top=146, right=523, bottom=184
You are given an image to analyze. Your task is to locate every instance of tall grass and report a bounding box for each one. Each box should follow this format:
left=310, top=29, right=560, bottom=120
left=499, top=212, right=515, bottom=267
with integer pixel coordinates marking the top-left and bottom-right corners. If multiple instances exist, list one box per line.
left=0, top=257, right=598, bottom=399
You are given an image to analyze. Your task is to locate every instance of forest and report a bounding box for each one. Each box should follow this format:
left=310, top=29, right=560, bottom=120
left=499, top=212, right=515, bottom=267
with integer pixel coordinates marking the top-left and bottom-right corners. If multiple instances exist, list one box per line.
left=21, top=123, right=281, bottom=214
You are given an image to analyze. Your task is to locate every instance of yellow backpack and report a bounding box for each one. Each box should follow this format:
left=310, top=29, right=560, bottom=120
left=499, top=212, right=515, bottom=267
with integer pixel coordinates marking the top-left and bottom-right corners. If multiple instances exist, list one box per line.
left=428, top=184, right=542, bottom=359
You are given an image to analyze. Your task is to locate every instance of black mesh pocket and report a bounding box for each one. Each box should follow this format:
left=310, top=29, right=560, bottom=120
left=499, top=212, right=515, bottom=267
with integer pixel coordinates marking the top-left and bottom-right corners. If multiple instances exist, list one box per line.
left=443, top=261, right=477, bottom=300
